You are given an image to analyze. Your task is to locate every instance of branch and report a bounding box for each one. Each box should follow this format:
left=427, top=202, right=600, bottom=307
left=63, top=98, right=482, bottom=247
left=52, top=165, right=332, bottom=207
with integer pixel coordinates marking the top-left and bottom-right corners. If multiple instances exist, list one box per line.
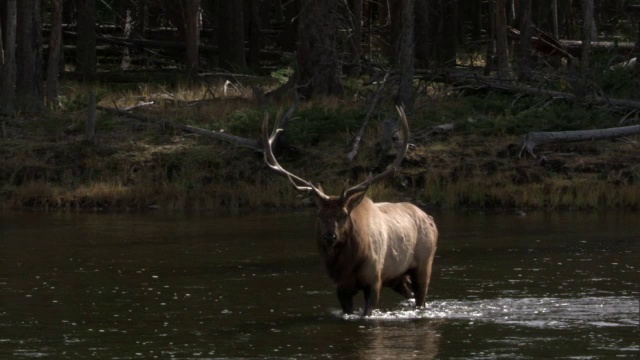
left=346, top=72, right=390, bottom=162
left=520, top=125, right=640, bottom=158
left=96, top=106, right=260, bottom=149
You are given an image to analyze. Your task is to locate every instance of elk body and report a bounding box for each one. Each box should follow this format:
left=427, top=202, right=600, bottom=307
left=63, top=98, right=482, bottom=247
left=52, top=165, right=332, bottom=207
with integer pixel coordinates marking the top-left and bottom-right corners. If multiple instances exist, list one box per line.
left=262, top=107, right=438, bottom=316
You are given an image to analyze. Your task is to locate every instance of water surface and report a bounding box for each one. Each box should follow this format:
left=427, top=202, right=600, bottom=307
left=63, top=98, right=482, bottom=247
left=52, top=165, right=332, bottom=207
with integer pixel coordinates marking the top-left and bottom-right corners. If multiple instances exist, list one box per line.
left=0, top=210, right=638, bottom=358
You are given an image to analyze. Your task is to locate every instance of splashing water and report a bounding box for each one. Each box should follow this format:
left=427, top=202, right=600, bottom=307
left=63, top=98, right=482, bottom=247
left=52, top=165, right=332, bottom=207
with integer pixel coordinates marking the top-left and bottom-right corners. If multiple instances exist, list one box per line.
left=341, top=296, right=639, bottom=329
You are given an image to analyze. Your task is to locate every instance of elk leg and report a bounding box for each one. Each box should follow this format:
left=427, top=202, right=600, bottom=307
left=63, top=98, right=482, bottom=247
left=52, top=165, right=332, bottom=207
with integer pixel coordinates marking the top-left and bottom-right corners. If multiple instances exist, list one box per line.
left=409, top=268, right=428, bottom=308
left=389, top=275, right=413, bottom=299
left=362, top=282, right=381, bottom=316
left=337, top=286, right=356, bottom=315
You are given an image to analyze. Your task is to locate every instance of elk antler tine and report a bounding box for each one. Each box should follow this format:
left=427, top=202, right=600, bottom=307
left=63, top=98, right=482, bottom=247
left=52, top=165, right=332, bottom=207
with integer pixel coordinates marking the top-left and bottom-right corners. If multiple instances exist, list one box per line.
left=343, top=106, right=410, bottom=199
left=261, top=110, right=329, bottom=200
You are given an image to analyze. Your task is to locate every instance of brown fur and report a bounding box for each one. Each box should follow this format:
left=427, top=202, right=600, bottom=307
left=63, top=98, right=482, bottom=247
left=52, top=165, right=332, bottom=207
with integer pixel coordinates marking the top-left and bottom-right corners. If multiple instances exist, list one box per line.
left=262, top=106, right=435, bottom=316
left=315, top=193, right=438, bottom=316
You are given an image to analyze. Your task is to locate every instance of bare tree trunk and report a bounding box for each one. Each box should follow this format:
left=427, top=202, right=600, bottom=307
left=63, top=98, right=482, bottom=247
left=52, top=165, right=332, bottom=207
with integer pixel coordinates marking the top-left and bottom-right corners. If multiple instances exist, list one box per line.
left=184, top=0, right=200, bottom=77
left=85, top=86, right=96, bottom=142
left=396, top=0, right=415, bottom=111
left=495, top=0, right=511, bottom=78
left=46, top=0, right=63, bottom=109
left=219, top=0, right=246, bottom=70
left=415, top=0, right=430, bottom=68
left=552, top=0, right=559, bottom=38
left=484, top=0, right=495, bottom=75
left=346, top=0, right=362, bottom=77
left=517, top=0, right=532, bottom=80
left=0, top=0, right=17, bottom=115
left=575, top=0, right=594, bottom=106
left=244, top=0, right=261, bottom=70
left=76, top=0, right=96, bottom=81
left=0, top=14, right=3, bottom=65
left=15, top=0, right=44, bottom=113
left=120, top=9, right=132, bottom=70
left=439, top=0, right=458, bottom=65
left=297, top=0, right=343, bottom=99
left=521, top=125, right=640, bottom=158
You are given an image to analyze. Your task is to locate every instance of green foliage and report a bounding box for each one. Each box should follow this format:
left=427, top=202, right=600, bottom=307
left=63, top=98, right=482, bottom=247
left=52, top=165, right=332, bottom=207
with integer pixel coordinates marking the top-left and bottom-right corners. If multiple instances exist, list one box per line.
left=286, top=106, right=365, bottom=146
left=416, top=92, right=619, bottom=136
left=219, top=105, right=365, bottom=147
left=270, top=67, right=294, bottom=84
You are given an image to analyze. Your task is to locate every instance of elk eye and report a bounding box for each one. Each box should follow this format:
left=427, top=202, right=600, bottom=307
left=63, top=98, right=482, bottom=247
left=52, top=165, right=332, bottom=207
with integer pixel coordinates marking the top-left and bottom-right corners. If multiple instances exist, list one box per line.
left=336, top=211, right=349, bottom=222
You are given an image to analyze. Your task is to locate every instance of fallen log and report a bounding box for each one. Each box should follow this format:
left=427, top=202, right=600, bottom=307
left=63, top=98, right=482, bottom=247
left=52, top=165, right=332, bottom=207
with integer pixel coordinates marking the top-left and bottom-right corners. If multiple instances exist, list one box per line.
left=520, top=125, right=640, bottom=158
left=96, top=105, right=261, bottom=149
left=486, top=82, right=640, bottom=110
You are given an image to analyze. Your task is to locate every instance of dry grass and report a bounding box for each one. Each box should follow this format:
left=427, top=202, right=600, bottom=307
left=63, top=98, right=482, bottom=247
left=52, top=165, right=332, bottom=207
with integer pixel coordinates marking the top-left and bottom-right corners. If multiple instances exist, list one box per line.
left=2, top=81, right=639, bottom=212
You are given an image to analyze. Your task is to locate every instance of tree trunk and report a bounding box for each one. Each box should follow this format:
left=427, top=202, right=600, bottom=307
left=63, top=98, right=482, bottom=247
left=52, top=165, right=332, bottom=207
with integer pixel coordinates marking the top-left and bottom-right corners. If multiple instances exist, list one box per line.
left=396, top=0, right=415, bottom=111
left=495, top=0, right=511, bottom=78
left=414, top=0, right=430, bottom=68
left=0, top=12, right=3, bottom=65
left=575, top=0, right=594, bottom=106
left=219, top=0, right=246, bottom=70
left=484, top=0, right=495, bottom=75
left=76, top=0, right=96, bottom=81
left=346, top=0, right=362, bottom=77
left=120, top=8, right=132, bottom=71
left=552, top=0, right=559, bottom=38
left=85, top=86, right=96, bottom=142
left=439, top=0, right=458, bottom=65
left=15, top=0, right=44, bottom=113
left=0, top=0, right=17, bottom=115
left=184, top=0, right=201, bottom=77
left=521, top=125, right=640, bottom=158
left=517, top=0, right=532, bottom=80
left=277, top=0, right=297, bottom=51
left=296, top=0, right=343, bottom=99
left=46, top=0, right=63, bottom=109
left=244, top=0, right=261, bottom=70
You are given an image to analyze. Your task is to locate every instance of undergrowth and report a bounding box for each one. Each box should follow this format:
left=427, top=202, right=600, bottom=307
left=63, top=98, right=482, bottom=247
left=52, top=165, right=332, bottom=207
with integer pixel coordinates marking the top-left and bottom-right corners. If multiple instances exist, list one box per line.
left=1, top=78, right=638, bottom=211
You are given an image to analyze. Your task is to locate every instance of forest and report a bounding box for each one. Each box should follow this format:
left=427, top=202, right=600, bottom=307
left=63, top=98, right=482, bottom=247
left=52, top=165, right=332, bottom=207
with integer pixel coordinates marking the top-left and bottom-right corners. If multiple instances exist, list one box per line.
left=0, top=0, right=639, bottom=211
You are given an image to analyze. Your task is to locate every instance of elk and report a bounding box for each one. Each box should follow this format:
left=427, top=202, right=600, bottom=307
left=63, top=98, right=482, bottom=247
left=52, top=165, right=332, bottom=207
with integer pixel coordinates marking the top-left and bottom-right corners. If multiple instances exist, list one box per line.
left=262, top=106, right=438, bottom=316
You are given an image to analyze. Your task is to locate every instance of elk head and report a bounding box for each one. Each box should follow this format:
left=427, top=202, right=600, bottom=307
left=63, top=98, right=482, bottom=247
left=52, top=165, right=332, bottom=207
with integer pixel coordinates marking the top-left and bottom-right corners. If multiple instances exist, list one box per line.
left=262, top=106, right=410, bottom=249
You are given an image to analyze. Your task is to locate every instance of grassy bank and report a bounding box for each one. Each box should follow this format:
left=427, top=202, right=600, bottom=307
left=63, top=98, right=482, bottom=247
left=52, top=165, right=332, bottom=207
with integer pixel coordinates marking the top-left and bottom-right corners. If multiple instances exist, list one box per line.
left=1, top=81, right=638, bottom=212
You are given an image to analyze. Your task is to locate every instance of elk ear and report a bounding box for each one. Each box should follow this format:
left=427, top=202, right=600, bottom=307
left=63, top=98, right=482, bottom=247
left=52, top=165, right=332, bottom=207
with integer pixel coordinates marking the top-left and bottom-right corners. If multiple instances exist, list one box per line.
left=343, top=190, right=367, bottom=213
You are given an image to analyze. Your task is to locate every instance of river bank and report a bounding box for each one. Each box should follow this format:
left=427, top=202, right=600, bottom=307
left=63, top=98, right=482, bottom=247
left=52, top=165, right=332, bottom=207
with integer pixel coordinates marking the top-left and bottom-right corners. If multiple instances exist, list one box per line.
left=1, top=84, right=638, bottom=212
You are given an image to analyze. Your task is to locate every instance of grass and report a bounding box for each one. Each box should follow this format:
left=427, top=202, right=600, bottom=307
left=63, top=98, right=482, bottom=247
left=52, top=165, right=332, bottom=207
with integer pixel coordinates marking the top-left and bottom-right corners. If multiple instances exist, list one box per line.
left=1, top=78, right=639, bottom=212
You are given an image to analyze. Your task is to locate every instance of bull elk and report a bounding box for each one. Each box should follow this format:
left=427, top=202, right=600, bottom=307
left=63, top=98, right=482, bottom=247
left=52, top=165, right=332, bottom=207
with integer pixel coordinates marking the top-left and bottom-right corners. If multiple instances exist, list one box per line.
left=262, top=106, right=438, bottom=316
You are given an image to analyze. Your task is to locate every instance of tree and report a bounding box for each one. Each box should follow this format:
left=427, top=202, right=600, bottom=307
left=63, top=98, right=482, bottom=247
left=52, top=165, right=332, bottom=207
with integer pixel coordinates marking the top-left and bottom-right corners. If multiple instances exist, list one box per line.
left=576, top=0, right=594, bottom=105
left=76, top=0, right=96, bottom=81
left=517, top=0, right=532, bottom=80
left=396, top=0, right=415, bottom=111
left=184, top=0, right=201, bottom=77
left=46, top=0, right=63, bottom=109
left=218, top=0, right=246, bottom=70
left=296, top=0, right=343, bottom=99
left=0, top=0, right=17, bottom=115
left=414, top=0, right=430, bottom=68
left=15, top=0, right=44, bottom=113
left=346, top=0, right=363, bottom=77
left=244, top=0, right=262, bottom=70
left=495, top=0, right=511, bottom=79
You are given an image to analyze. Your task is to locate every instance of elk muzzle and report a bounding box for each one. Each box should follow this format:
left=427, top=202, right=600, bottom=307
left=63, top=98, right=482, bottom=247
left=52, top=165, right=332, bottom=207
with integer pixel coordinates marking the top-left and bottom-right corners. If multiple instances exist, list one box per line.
left=322, top=232, right=338, bottom=247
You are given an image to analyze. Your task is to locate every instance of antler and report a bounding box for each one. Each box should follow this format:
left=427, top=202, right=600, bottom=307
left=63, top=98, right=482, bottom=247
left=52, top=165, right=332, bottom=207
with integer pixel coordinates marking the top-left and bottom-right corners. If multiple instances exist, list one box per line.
left=262, top=113, right=330, bottom=200
left=341, top=105, right=410, bottom=199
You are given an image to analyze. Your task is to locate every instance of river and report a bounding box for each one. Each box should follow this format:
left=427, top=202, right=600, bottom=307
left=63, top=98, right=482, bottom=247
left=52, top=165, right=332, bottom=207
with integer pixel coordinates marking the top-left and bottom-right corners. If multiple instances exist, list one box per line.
left=0, top=210, right=638, bottom=359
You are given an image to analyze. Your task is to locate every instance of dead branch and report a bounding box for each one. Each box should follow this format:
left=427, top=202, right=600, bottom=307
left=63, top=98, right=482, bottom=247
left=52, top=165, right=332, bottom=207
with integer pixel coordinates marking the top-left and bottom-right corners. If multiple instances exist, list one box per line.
left=346, top=72, right=390, bottom=162
left=96, top=106, right=260, bottom=149
left=520, top=125, right=640, bottom=158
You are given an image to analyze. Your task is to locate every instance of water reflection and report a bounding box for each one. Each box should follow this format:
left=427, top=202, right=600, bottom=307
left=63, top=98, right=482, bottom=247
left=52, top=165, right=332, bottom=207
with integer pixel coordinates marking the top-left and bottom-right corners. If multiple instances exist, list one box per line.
left=0, top=210, right=638, bottom=359
left=357, top=321, right=441, bottom=360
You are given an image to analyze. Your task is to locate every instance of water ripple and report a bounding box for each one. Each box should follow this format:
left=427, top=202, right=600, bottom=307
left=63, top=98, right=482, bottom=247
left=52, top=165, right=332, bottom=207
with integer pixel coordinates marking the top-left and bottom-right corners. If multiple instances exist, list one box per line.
left=343, top=296, right=639, bottom=329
